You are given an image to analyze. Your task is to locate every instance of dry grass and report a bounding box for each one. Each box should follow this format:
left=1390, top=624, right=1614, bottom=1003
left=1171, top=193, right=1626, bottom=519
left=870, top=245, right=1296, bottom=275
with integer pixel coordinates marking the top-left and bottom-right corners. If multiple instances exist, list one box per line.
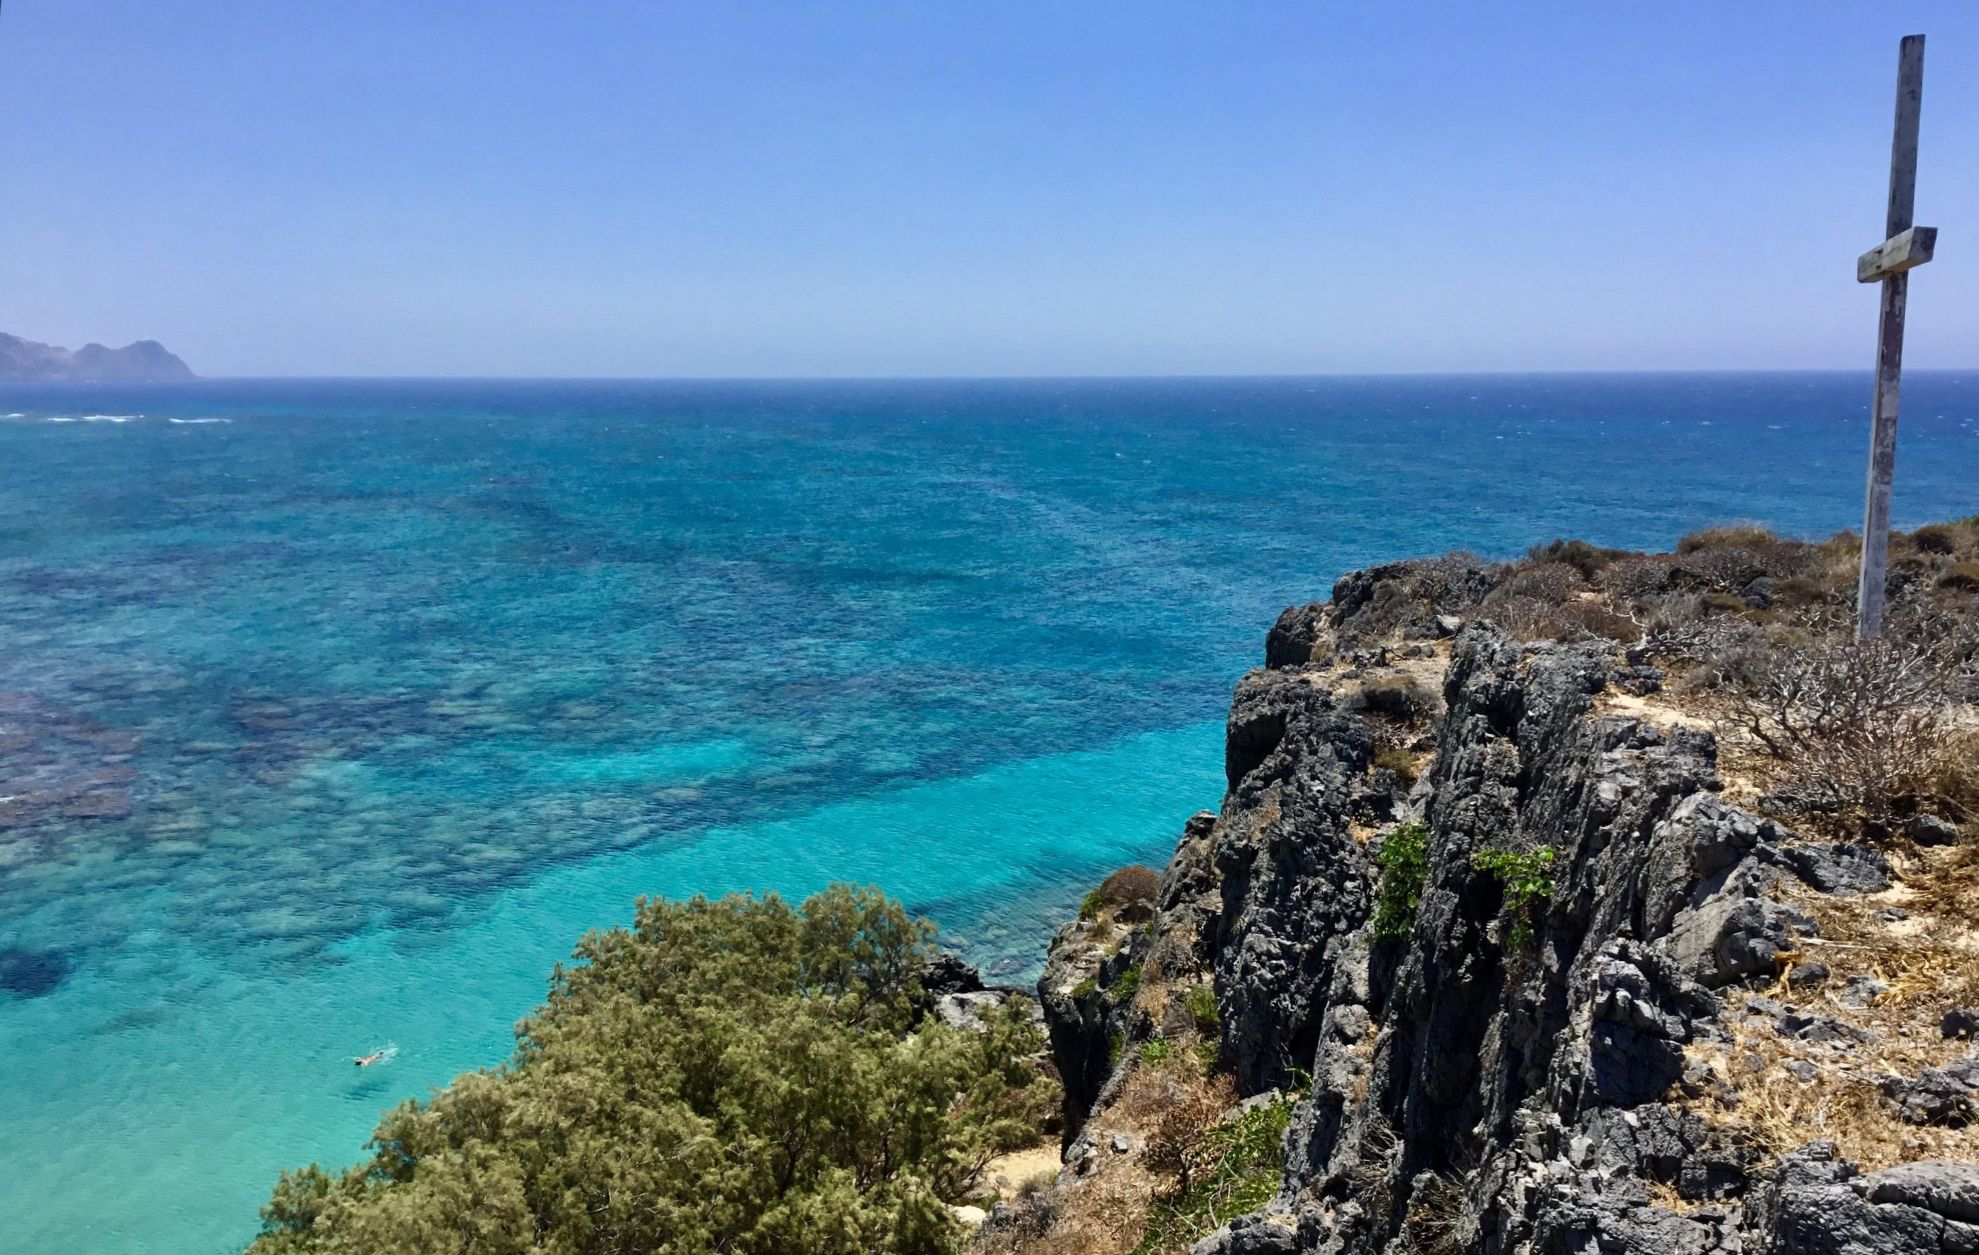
left=974, top=1144, right=1064, bottom=1202
left=1680, top=843, right=1979, bottom=1173
left=1401, top=1170, right=1468, bottom=1255
left=974, top=1057, right=1237, bottom=1255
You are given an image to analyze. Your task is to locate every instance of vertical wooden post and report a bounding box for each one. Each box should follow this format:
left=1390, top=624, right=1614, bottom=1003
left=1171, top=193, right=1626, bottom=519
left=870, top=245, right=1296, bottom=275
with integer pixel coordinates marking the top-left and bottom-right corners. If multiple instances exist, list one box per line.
left=1856, top=34, right=1927, bottom=638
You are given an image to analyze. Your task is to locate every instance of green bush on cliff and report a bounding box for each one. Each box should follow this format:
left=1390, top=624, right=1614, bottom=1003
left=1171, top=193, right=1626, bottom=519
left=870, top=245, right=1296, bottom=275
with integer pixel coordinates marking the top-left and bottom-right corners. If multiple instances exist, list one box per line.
left=1473, top=844, right=1557, bottom=947
left=1110, top=963, right=1143, bottom=1004
left=250, top=886, right=1055, bottom=1255
left=1183, top=983, right=1219, bottom=1035
left=1371, top=822, right=1430, bottom=941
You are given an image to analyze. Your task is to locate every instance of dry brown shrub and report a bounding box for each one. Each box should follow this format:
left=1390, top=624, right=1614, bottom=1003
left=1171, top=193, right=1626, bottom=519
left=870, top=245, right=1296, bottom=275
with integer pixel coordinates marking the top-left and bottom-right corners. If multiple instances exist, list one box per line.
left=1922, top=728, right=1979, bottom=825
left=1345, top=675, right=1439, bottom=725
left=1098, top=866, right=1163, bottom=914
left=1371, top=745, right=1420, bottom=788
left=1771, top=575, right=1847, bottom=611
left=1678, top=523, right=1779, bottom=554
left=1401, top=1169, right=1468, bottom=1255
left=1416, top=550, right=1498, bottom=605
left=1478, top=595, right=1569, bottom=641
left=1550, top=598, right=1640, bottom=643
left=1940, top=563, right=1979, bottom=592
left=1123, top=1061, right=1239, bottom=1189
left=1527, top=538, right=1625, bottom=578
left=979, top=1061, right=1234, bottom=1255
left=1491, top=561, right=1581, bottom=606
left=1910, top=524, right=1963, bottom=555
left=1710, top=608, right=1974, bottom=832
left=1600, top=553, right=1677, bottom=597
left=1650, top=596, right=1810, bottom=683
left=1672, top=546, right=1770, bottom=594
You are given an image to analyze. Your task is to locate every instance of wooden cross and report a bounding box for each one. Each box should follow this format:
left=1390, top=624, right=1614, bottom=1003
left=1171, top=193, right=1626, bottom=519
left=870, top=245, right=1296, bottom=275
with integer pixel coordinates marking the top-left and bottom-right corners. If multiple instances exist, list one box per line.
left=1854, top=34, right=1935, bottom=638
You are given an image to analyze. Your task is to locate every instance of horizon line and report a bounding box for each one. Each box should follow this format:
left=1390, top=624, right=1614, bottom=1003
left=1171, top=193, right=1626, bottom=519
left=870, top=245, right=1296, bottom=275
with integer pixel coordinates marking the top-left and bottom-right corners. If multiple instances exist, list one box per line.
left=14, top=365, right=1978, bottom=385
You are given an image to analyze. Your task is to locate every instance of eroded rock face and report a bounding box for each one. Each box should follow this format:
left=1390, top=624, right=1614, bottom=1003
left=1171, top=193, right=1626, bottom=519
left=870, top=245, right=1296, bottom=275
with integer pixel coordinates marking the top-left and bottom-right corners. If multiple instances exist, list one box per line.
left=1327, top=558, right=1494, bottom=646
left=1212, top=669, right=1375, bottom=1094
left=1235, top=629, right=1757, bottom=1255
left=1027, top=598, right=1976, bottom=1255
left=1265, top=604, right=1328, bottom=670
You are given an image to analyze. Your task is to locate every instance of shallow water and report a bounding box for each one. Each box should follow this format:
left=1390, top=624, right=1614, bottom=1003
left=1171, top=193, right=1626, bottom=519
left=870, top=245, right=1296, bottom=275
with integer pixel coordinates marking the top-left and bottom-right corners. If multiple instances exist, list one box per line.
left=0, top=375, right=1974, bottom=1254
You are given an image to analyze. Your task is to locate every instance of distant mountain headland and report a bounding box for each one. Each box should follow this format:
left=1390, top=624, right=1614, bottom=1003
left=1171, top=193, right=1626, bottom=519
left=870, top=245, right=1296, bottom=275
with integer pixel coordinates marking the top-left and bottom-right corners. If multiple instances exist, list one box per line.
left=0, top=332, right=194, bottom=382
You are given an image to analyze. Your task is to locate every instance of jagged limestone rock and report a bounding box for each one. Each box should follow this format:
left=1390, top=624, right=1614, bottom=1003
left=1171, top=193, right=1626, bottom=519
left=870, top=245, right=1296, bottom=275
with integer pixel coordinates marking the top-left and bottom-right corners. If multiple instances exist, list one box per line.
left=1033, top=600, right=1969, bottom=1255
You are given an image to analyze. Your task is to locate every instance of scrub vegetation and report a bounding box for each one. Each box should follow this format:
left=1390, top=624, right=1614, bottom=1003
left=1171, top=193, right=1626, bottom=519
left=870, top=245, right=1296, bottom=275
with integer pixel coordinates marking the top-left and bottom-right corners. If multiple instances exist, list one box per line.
left=1473, top=520, right=1979, bottom=843
left=250, top=886, right=1054, bottom=1255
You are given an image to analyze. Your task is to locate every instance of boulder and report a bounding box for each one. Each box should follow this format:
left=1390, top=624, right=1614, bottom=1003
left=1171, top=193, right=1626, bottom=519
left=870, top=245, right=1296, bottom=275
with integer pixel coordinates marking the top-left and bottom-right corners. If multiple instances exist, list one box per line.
left=1881, top=1053, right=1979, bottom=1127
left=1773, top=841, right=1892, bottom=895
left=1905, top=814, right=1963, bottom=846
left=917, top=951, right=985, bottom=997
left=1742, top=997, right=1879, bottom=1047
left=1751, top=1146, right=1979, bottom=1255
left=1664, top=893, right=1818, bottom=988
left=1263, top=603, right=1327, bottom=669
left=934, top=991, right=1005, bottom=1032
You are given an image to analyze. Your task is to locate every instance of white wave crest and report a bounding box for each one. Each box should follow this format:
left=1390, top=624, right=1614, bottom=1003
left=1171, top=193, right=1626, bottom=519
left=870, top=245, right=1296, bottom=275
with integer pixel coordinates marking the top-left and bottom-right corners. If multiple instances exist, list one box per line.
left=167, top=417, right=231, bottom=425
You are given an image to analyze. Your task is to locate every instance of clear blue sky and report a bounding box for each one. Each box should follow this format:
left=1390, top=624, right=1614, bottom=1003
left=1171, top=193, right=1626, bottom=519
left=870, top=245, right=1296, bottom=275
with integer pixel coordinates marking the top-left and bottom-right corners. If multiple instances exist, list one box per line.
left=2, top=2, right=1974, bottom=377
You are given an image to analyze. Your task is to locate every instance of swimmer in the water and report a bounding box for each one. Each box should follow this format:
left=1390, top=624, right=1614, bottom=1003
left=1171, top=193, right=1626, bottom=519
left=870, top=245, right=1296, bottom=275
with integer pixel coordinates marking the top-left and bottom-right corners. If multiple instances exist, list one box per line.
left=353, top=1044, right=397, bottom=1067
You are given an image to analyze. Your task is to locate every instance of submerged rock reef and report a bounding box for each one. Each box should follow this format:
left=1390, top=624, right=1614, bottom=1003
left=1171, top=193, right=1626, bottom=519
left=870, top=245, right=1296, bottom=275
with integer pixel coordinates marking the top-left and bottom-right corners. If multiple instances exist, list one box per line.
left=986, top=544, right=1979, bottom=1255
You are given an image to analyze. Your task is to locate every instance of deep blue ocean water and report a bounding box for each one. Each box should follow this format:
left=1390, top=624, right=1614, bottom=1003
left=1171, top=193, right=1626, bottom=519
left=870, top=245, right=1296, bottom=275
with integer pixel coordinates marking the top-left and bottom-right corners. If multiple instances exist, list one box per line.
left=0, top=374, right=1974, bottom=1254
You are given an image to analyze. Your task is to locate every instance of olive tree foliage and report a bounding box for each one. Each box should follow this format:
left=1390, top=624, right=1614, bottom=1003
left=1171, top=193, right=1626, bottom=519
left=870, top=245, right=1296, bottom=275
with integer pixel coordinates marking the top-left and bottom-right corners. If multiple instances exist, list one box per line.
left=252, top=886, right=1054, bottom=1255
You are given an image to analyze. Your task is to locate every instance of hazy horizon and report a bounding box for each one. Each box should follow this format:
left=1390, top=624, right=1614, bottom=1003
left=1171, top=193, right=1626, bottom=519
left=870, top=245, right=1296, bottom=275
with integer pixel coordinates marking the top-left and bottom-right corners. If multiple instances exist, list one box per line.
left=12, top=366, right=1979, bottom=383
left=4, top=2, right=1977, bottom=377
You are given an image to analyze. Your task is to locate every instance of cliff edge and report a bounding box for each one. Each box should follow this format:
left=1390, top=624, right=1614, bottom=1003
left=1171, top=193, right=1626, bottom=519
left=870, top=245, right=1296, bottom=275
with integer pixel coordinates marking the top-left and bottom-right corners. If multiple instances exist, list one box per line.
left=981, top=523, right=1979, bottom=1255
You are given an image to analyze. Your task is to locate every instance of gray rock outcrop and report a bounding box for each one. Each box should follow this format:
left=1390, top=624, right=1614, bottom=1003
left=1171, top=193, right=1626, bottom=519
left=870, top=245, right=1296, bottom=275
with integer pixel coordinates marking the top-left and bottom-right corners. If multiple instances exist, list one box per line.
left=1030, top=591, right=1965, bottom=1255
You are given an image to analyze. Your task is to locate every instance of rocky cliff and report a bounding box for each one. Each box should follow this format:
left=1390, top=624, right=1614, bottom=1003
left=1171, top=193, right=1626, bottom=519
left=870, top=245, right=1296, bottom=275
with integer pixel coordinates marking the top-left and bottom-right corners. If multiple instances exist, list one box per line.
left=985, top=548, right=1979, bottom=1255
left=0, top=331, right=194, bottom=381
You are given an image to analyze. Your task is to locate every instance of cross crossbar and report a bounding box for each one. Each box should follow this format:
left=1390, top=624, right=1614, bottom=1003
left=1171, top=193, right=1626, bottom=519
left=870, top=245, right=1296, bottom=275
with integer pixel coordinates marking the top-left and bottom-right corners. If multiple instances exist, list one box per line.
left=1857, top=225, right=1936, bottom=283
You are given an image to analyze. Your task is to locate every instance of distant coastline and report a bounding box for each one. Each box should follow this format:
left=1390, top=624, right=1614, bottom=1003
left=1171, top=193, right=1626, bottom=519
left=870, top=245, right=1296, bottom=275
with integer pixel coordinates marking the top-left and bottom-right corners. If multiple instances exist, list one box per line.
left=0, top=332, right=193, bottom=383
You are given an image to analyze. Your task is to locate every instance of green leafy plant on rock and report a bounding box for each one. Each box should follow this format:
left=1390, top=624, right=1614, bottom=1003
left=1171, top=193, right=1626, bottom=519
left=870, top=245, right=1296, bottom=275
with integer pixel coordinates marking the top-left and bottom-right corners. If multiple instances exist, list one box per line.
left=1371, top=745, right=1421, bottom=788
left=1372, top=822, right=1431, bottom=941
left=1110, top=963, right=1143, bottom=1004
left=1184, top=983, right=1220, bottom=1035
left=1472, top=844, right=1557, bottom=947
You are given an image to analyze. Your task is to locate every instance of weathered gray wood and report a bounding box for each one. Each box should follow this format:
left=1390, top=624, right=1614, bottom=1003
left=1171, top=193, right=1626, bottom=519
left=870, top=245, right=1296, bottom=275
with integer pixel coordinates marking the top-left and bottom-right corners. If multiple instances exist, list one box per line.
left=1857, top=224, right=1936, bottom=282
left=1857, top=34, right=1928, bottom=639
left=1884, top=36, right=1925, bottom=239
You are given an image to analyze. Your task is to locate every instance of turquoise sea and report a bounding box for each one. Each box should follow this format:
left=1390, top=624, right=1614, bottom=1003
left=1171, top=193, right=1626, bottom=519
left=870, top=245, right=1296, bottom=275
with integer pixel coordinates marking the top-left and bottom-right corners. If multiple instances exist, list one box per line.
left=1, top=374, right=1976, bottom=1253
